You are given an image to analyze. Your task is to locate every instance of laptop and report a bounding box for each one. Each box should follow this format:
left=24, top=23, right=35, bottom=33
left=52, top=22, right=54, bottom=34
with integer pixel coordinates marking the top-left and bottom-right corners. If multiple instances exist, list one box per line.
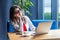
left=35, top=21, right=53, bottom=35
left=21, top=21, right=53, bottom=36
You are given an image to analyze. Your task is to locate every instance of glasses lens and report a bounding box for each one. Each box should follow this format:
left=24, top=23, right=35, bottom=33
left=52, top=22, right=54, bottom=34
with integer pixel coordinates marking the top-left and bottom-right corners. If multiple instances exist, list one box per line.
left=14, top=10, right=20, bottom=13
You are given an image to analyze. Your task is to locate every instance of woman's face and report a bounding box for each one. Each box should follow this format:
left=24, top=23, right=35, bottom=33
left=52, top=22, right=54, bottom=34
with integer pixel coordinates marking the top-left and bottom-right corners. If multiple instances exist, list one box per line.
left=14, top=8, right=22, bottom=18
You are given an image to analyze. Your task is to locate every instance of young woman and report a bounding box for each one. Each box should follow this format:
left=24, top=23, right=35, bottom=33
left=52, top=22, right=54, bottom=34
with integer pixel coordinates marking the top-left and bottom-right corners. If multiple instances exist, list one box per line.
left=9, top=5, right=36, bottom=33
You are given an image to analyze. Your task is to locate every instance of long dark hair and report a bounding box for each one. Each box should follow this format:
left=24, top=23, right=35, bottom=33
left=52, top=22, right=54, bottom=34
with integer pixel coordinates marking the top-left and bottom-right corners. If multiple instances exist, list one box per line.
left=10, top=5, right=22, bottom=21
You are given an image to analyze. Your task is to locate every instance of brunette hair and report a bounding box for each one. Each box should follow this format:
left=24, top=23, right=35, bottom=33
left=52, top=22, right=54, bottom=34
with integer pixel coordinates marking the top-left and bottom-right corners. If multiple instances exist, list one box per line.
left=10, top=5, right=22, bottom=21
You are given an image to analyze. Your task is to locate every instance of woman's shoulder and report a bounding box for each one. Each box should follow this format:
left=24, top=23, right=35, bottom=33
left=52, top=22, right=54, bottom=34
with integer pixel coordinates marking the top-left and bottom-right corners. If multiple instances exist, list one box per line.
left=23, top=16, right=29, bottom=19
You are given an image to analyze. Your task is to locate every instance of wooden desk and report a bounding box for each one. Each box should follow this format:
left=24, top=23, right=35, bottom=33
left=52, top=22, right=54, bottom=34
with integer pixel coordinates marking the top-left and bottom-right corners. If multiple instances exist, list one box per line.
left=8, top=29, right=60, bottom=40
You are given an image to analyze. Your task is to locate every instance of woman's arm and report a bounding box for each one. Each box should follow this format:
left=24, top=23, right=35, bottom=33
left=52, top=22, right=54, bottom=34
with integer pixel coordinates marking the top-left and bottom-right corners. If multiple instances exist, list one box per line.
left=11, top=21, right=21, bottom=32
left=24, top=16, right=36, bottom=31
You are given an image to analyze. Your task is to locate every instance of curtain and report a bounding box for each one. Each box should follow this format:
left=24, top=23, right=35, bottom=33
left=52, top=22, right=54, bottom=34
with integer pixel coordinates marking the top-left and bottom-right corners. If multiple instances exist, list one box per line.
left=0, top=0, right=13, bottom=40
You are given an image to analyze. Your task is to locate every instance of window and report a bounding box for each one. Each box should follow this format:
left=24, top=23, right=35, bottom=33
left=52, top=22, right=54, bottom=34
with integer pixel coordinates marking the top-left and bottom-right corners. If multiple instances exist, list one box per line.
left=43, top=0, right=51, bottom=20
left=58, top=0, right=60, bottom=28
left=58, top=0, right=60, bottom=20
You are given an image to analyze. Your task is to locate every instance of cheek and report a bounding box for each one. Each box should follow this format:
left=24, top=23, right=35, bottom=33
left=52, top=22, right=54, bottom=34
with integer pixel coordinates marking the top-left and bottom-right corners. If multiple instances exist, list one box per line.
left=19, top=13, right=22, bottom=16
left=20, top=11, right=22, bottom=16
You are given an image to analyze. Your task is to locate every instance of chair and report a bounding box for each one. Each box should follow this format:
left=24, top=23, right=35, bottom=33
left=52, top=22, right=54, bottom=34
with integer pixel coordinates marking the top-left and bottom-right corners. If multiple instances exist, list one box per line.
left=7, top=20, right=14, bottom=32
left=32, top=20, right=57, bottom=29
left=7, top=20, right=57, bottom=32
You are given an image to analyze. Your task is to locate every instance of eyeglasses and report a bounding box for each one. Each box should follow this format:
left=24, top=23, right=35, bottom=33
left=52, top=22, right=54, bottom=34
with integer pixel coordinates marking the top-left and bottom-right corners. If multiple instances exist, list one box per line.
left=14, top=10, right=20, bottom=14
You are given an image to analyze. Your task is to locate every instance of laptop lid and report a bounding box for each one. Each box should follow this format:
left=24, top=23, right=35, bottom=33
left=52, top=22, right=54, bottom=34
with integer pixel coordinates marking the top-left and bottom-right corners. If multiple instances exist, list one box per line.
left=35, top=21, right=53, bottom=34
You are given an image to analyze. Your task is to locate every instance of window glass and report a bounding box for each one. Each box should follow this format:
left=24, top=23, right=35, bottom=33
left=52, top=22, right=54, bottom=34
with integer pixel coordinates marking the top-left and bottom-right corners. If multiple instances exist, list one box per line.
left=43, top=0, right=51, bottom=20
left=58, top=0, right=60, bottom=28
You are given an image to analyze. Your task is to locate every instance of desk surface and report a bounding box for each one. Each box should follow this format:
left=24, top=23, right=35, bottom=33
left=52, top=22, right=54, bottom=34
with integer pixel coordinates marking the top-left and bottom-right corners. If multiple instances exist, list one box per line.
left=8, top=29, right=60, bottom=40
